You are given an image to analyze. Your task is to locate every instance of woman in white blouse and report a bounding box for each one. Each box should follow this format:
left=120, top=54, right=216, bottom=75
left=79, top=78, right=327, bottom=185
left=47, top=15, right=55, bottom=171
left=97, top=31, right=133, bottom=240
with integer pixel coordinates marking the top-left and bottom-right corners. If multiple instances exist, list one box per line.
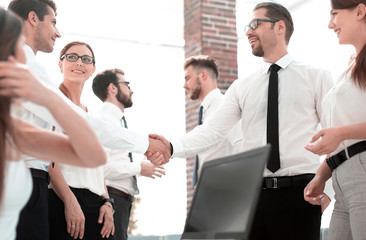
left=304, top=1, right=366, bottom=239
left=48, top=41, right=115, bottom=240
left=0, top=8, right=106, bottom=240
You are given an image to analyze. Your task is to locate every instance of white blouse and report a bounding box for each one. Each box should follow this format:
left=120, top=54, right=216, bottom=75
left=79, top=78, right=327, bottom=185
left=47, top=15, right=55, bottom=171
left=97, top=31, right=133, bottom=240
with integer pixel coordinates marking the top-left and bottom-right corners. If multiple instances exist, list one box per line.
left=55, top=109, right=107, bottom=197
left=0, top=160, right=32, bottom=240
left=321, top=70, right=366, bottom=154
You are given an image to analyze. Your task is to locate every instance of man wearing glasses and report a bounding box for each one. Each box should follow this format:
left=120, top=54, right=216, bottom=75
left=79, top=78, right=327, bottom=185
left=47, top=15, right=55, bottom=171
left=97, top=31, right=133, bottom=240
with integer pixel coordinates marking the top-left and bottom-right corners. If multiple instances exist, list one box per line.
left=151, top=2, right=334, bottom=239
left=92, top=69, right=166, bottom=240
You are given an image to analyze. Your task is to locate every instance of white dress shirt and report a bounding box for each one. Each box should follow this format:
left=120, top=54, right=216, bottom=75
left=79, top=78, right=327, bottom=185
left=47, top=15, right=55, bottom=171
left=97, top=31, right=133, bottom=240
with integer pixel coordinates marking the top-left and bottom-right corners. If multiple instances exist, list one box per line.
left=322, top=70, right=366, bottom=154
left=172, top=54, right=334, bottom=178
left=197, top=88, right=243, bottom=172
left=100, top=102, right=140, bottom=196
left=11, top=44, right=55, bottom=171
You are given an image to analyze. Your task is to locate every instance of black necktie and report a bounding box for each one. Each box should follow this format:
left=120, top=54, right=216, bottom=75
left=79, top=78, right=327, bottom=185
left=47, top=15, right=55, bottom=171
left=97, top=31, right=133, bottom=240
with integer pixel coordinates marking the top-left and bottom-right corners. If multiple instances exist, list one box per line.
left=267, top=64, right=281, bottom=173
left=192, top=105, right=203, bottom=187
left=121, top=116, right=139, bottom=193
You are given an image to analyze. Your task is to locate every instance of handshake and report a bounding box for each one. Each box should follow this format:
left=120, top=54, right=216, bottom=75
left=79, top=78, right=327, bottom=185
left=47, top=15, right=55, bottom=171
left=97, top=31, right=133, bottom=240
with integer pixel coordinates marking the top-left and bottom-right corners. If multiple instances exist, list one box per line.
left=145, top=134, right=172, bottom=166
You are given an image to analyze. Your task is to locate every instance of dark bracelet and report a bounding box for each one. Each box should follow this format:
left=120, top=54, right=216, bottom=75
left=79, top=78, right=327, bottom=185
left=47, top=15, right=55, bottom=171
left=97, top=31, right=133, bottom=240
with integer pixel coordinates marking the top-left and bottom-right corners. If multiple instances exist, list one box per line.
left=101, top=198, right=115, bottom=210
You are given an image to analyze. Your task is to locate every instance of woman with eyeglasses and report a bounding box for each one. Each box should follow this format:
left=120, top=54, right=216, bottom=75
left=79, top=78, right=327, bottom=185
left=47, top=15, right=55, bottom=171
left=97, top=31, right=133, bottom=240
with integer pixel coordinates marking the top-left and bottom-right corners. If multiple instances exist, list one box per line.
left=304, top=0, right=366, bottom=239
left=0, top=9, right=107, bottom=240
left=48, top=41, right=115, bottom=240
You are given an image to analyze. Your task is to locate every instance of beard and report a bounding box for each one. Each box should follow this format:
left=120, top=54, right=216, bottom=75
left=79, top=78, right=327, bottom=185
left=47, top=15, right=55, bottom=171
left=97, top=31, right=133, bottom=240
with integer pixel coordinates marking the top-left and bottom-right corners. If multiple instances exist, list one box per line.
left=116, top=88, right=133, bottom=108
left=35, top=27, right=53, bottom=53
left=252, top=44, right=264, bottom=57
left=189, top=77, right=202, bottom=100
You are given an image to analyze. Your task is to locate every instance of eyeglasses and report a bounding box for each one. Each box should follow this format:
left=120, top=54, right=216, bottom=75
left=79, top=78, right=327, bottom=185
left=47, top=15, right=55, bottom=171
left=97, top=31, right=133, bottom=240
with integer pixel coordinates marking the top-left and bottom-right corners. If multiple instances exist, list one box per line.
left=117, top=81, right=131, bottom=90
left=60, top=53, right=95, bottom=64
left=244, top=18, right=279, bottom=33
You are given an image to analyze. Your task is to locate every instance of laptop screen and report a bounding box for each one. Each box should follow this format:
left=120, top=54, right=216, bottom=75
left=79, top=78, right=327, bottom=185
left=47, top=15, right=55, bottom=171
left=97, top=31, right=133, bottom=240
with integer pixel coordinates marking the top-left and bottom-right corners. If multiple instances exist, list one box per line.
left=181, top=145, right=270, bottom=240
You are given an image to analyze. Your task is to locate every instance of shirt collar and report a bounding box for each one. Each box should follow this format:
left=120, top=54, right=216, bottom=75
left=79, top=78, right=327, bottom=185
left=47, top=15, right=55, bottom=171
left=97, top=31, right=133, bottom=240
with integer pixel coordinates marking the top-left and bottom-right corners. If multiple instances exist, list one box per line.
left=24, top=44, right=35, bottom=63
left=201, top=88, right=221, bottom=109
left=262, top=53, right=294, bottom=73
left=103, top=102, right=124, bottom=120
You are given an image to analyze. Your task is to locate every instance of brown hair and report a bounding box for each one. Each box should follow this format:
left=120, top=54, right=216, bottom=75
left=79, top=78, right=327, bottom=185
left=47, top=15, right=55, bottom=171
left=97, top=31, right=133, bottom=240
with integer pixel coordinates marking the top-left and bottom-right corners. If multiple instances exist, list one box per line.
left=254, top=2, right=294, bottom=44
left=0, top=7, right=22, bottom=204
left=184, top=55, right=219, bottom=79
left=332, top=0, right=366, bottom=89
left=8, top=0, right=57, bottom=21
left=92, top=68, right=125, bottom=101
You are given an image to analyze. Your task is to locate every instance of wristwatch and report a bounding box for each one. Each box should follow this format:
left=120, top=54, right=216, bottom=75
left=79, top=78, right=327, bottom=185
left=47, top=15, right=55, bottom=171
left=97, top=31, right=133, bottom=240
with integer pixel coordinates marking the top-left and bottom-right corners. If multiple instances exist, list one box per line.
left=102, top=198, right=115, bottom=210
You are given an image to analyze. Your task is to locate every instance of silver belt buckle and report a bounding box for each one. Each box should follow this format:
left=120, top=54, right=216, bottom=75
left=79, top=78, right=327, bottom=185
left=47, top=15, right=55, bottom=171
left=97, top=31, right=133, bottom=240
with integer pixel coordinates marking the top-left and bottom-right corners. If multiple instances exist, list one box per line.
left=344, top=146, right=350, bottom=159
left=265, top=177, right=278, bottom=188
left=272, top=178, right=278, bottom=188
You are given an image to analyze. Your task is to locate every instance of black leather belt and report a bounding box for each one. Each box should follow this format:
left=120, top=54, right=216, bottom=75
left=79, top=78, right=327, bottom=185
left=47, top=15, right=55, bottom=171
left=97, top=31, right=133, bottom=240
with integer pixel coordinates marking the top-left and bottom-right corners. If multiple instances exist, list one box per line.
left=30, top=168, right=50, bottom=184
left=262, top=174, right=315, bottom=189
left=326, top=141, right=366, bottom=171
left=107, top=186, right=134, bottom=202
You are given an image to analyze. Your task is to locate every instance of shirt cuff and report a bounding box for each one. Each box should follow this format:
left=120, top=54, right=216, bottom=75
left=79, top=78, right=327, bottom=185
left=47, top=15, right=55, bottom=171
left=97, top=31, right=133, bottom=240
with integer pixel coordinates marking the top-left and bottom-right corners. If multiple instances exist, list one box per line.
left=130, top=133, right=149, bottom=154
left=131, top=161, right=141, bottom=176
left=171, top=139, right=185, bottom=158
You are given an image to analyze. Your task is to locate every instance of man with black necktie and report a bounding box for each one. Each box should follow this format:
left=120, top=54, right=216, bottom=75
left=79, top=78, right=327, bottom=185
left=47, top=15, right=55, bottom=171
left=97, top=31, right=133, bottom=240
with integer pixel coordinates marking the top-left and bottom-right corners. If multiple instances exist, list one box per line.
left=150, top=2, right=335, bottom=240
left=183, top=55, right=243, bottom=187
left=92, top=69, right=165, bottom=240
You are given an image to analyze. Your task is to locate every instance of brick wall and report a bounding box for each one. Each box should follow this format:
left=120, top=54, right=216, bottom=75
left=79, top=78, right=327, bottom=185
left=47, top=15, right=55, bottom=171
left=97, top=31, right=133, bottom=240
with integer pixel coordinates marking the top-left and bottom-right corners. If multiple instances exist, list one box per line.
left=184, top=0, right=238, bottom=210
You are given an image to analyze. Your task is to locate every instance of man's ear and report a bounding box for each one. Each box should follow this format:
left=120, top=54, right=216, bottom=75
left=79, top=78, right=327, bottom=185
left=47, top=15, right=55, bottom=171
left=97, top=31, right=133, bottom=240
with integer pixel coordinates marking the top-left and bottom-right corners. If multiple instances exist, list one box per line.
left=107, top=82, right=117, bottom=95
left=277, top=19, right=286, bottom=35
left=200, top=70, right=208, bottom=81
left=27, top=11, right=39, bottom=27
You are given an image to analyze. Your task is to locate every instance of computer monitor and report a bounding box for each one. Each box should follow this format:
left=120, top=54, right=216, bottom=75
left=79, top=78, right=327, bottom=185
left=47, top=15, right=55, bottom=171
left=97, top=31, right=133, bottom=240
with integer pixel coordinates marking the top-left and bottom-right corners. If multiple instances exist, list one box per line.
left=181, top=145, right=270, bottom=240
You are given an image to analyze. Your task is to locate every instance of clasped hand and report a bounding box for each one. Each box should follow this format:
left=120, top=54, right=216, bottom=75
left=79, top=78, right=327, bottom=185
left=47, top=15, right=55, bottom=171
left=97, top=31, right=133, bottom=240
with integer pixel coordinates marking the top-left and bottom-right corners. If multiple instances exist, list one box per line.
left=145, top=134, right=171, bottom=166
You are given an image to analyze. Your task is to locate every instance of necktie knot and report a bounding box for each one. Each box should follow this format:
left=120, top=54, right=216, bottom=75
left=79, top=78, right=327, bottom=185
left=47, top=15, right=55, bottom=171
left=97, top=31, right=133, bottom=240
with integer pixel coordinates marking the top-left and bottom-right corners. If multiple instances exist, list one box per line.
left=269, top=64, right=281, bottom=73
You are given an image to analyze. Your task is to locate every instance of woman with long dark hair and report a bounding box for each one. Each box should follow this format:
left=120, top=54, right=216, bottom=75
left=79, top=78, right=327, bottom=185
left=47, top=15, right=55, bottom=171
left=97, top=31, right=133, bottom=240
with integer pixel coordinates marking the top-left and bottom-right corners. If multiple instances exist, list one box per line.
left=0, top=8, right=106, bottom=239
left=305, top=1, right=366, bottom=239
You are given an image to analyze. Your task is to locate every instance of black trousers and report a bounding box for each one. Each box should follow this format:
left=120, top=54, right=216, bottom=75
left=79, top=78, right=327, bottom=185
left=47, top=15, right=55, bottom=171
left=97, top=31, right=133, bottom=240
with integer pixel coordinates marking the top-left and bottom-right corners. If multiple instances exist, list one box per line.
left=49, top=187, right=115, bottom=240
left=249, top=186, right=321, bottom=240
left=109, top=192, right=133, bottom=240
left=16, top=175, right=49, bottom=240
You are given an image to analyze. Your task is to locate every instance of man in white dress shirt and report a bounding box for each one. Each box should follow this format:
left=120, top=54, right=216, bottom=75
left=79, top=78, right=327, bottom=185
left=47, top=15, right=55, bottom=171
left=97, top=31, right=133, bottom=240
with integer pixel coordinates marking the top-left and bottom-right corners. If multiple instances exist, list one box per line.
left=92, top=68, right=165, bottom=240
left=183, top=55, right=243, bottom=187
left=7, top=1, right=169, bottom=239
left=8, top=1, right=60, bottom=239
left=150, top=3, right=334, bottom=240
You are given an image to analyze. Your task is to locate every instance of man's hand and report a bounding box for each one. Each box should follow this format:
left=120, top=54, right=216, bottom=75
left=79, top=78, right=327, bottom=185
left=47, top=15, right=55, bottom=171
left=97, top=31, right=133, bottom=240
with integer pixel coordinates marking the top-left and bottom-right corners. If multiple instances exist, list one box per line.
left=98, top=203, right=115, bottom=238
left=140, top=161, right=165, bottom=179
left=145, top=134, right=171, bottom=165
left=64, top=197, right=85, bottom=239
